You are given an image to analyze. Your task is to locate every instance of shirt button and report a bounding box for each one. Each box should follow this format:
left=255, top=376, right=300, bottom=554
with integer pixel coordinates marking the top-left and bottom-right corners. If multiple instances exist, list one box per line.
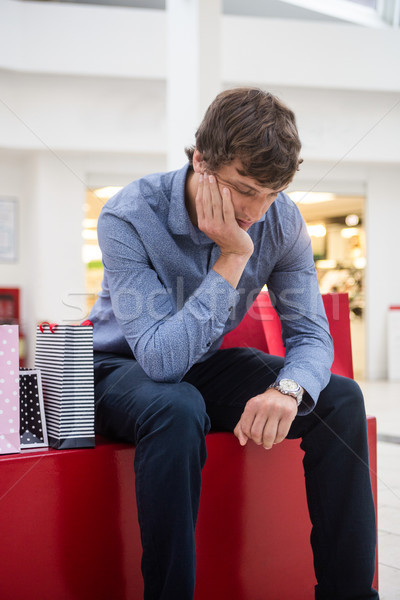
left=228, top=306, right=233, bottom=312
left=206, top=341, right=211, bottom=347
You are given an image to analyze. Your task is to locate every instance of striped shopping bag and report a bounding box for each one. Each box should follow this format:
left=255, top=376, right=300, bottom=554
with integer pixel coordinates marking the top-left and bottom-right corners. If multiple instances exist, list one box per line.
left=34, top=321, right=95, bottom=449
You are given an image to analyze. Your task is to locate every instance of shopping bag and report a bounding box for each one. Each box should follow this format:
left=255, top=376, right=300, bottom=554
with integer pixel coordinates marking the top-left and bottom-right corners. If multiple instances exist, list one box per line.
left=34, top=321, right=95, bottom=449
left=0, top=324, right=20, bottom=454
left=19, top=368, right=48, bottom=448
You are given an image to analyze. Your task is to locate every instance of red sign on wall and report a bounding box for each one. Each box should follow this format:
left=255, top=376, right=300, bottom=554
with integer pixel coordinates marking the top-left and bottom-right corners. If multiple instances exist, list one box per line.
left=0, top=288, right=20, bottom=325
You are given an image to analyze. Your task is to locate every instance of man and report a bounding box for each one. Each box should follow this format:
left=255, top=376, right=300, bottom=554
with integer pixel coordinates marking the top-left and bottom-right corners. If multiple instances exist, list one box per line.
left=89, top=88, right=378, bottom=599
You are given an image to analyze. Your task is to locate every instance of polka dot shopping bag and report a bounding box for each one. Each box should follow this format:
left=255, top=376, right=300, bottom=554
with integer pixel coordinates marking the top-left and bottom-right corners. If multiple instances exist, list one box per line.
left=19, top=368, right=48, bottom=448
left=0, top=325, right=20, bottom=455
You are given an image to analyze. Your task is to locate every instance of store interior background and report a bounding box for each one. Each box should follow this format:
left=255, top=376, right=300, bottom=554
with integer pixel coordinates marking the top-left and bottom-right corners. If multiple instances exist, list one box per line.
left=0, top=0, right=399, bottom=382
left=84, top=187, right=367, bottom=376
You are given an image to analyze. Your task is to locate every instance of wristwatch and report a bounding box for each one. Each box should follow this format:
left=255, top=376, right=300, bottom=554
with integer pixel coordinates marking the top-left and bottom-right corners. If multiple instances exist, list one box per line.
left=268, top=379, right=304, bottom=406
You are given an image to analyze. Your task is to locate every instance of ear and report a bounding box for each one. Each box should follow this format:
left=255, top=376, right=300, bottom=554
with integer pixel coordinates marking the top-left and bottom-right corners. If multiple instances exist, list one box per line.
left=192, top=149, right=206, bottom=174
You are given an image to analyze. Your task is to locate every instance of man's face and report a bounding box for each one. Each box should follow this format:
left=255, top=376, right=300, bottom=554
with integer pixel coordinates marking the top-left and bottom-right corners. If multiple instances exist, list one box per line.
left=212, top=159, right=285, bottom=231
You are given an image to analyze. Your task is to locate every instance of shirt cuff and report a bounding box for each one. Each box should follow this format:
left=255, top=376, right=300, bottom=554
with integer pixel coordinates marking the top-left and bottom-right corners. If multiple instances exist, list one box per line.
left=275, top=366, right=325, bottom=416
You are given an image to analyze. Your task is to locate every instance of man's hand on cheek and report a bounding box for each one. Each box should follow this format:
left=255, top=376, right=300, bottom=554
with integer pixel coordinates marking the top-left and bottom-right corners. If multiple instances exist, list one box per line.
left=233, top=389, right=298, bottom=450
left=195, top=172, right=254, bottom=258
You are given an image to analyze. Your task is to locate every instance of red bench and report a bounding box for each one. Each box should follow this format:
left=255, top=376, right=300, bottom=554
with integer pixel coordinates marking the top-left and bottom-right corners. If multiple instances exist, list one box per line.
left=0, top=293, right=378, bottom=599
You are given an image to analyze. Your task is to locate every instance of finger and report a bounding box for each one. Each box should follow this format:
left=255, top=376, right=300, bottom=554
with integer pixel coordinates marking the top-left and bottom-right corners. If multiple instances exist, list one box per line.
left=237, top=412, right=254, bottom=438
left=234, top=422, right=248, bottom=446
left=274, top=410, right=296, bottom=445
left=208, top=175, right=224, bottom=224
left=273, top=420, right=290, bottom=445
left=221, top=186, right=236, bottom=222
left=236, top=406, right=257, bottom=443
left=248, top=412, right=269, bottom=446
left=202, top=173, right=213, bottom=221
left=261, top=418, right=280, bottom=450
left=194, top=174, right=205, bottom=222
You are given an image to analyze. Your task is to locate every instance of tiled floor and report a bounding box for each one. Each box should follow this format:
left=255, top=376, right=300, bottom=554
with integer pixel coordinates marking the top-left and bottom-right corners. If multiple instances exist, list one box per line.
left=359, top=380, right=400, bottom=600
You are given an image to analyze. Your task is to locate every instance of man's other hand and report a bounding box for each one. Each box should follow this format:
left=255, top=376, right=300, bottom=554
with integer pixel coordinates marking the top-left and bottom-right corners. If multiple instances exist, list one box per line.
left=234, top=388, right=298, bottom=449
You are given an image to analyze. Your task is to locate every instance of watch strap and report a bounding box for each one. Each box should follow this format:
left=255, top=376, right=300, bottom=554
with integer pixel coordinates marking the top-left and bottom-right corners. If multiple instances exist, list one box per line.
left=268, top=381, right=303, bottom=406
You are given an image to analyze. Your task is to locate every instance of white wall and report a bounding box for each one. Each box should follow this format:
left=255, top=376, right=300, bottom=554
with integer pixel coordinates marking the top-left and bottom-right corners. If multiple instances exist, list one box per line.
left=0, top=151, right=29, bottom=288
left=257, top=86, right=400, bottom=164
left=2, top=1, right=400, bottom=92
left=365, top=166, right=400, bottom=379
left=2, top=71, right=400, bottom=163
left=0, top=152, right=87, bottom=364
left=0, top=71, right=167, bottom=153
left=0, top=151, right=32, bottom=354
left=0, top=0, right=166, bottom=79
left=0, top=149, right=166, bottom=365
left=1, top=0, right=399, bottom=377
left=222, top=16, right=400, bottom=92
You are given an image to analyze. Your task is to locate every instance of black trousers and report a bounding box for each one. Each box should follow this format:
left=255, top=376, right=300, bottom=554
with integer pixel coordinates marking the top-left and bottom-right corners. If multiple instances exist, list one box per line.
left=94, top=347, right=379, bottom=600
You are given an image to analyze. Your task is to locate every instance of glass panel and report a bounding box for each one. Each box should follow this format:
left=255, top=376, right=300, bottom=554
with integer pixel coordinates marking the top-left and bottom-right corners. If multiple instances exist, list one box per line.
left=346, top=0, right=377, bottom=7
left=20, top=0, right=166, bottom=8
left=289, top=191, right=366, bottom=379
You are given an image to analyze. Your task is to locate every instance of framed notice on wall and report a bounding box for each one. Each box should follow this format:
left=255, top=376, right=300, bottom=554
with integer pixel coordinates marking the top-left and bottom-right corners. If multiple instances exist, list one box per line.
left=0, top=197, right=18, bottom=262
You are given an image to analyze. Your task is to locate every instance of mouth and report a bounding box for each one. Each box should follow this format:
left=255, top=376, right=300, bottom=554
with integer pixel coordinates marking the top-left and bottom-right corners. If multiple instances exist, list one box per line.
left=236, top=218, right=254, bottom=230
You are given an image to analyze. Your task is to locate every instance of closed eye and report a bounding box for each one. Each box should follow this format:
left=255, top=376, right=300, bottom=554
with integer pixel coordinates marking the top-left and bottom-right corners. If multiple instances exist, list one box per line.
left=216, top=177, right=257, bottom=196
left=237, top=188, right=257, bottom=196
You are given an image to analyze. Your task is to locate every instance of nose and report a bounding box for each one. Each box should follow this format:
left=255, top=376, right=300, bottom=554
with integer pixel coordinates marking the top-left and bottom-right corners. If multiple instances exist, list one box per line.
left=243, top=207, right=264, bottom=222
left=242, top=198, right=271, bottom=222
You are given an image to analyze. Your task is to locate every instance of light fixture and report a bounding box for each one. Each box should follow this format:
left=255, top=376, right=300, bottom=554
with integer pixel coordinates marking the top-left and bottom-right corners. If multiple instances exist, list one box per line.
left=307, top=224, right=327, bottom=237
left=315, top=259, right=337, bottom=269
left=93, top=186, right=123, bottom=200
left=345, top=214, right=359, bottom=226
left=82, top=229, right=98, bottom=241
left=289, top=192, right=335, bottom=205
left=82, top=244, right=102, bottom=264
left=82, top=218, right=98, bottom=229
left=353, top=257, right=366, bottom=269
left=341, top=227, right=359, bottom=239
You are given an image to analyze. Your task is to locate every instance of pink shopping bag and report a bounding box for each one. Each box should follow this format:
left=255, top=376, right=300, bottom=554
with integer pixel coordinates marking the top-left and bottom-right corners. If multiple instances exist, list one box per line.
left=0, top=324, right=20, bottom=454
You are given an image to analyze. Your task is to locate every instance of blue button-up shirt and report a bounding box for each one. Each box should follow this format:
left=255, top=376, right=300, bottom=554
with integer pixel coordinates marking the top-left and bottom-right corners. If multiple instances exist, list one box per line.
left=89, top=163, right=333, bottom=414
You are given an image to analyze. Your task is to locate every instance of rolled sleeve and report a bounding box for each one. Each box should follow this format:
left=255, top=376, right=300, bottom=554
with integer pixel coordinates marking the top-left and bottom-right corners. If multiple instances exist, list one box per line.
left=267, top=210, right=334, bottom=414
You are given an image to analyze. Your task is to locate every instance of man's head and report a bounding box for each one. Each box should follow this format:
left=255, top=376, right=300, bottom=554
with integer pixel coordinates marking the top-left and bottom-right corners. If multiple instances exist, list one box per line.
left=185, top=87, right=302, bottom=190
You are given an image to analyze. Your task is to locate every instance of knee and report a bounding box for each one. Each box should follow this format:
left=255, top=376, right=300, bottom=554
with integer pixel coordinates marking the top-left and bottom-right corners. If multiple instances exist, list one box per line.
left=138, top=381, right=210, bottom=440
left=165, top=382, right=208, bottom=429
left=324, top=375, right=367, bottom=431
left=332, top=375, right=364, bottom=409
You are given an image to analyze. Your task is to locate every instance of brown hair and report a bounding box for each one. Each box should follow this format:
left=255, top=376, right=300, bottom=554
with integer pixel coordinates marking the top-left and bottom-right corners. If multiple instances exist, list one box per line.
left=185, top=87, right=302, bottom=190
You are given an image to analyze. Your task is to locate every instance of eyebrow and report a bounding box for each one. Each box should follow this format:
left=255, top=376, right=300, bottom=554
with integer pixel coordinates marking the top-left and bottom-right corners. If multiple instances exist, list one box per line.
left=218, top=176, right=283, bottom=195
left=218, top=176, right=259, bottom=192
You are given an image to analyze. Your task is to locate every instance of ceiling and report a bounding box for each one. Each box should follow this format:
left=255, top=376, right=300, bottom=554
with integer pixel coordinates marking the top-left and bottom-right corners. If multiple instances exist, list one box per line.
left=20, top=0, right=379, bottom=26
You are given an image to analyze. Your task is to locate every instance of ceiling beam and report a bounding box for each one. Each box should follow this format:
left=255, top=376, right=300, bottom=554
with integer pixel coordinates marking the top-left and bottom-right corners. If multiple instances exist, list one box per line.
left=278, top=0, right=389, bottom=28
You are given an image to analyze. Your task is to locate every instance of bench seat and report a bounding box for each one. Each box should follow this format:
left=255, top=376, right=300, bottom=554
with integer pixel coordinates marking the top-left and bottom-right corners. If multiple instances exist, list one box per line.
left=0, top=418, right=377, bottom=600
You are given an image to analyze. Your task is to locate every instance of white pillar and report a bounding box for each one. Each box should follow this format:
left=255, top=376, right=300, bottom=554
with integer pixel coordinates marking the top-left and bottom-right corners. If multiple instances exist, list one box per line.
left=26, top=152, right=87, bottom=362
left=166, top=0, right=222, bottom=171
left=365, top=164, right=400, bottom=379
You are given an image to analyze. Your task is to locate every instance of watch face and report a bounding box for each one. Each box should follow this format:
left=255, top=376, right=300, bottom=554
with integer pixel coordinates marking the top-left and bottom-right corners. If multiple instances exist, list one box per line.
left=280, top=379, right=300, bottom=393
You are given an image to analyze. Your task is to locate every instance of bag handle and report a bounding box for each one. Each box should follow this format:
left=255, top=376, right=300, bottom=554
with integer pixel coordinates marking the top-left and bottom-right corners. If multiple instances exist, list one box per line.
left=39, top=320, right=93, bottom=333
left=39, top=321, right=57, bottom=333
